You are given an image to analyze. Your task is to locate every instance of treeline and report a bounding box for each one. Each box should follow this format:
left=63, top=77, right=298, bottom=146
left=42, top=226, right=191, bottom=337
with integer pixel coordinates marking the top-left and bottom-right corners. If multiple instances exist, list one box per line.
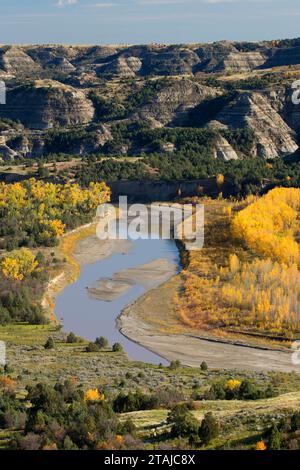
left=76, top=148, right=300, bottom=199
left=0, top=250, right=49, bottom=325
left=77, top=159, right=149, bottom=185
left=232, top=187, right=300, bottom=264
left=219, top=188, right=300, bottom=332
left=221, top=256, right=300, bottom=333
left=100, top=124, right=219, bottom=156
left=0, top=286, right=47, bottom=325
left=176, top=189, right=300, bottom=336
left=205, top=378, right=276, bottom=401
left=44, top=128, right=97, bottom=154
left=0, top=179, right=110, bottom=250
left=113, top=388, right=185, bottom=414
left=0, top=379, right=139, bottom=450
left=2, top=374, right=300, bottom=450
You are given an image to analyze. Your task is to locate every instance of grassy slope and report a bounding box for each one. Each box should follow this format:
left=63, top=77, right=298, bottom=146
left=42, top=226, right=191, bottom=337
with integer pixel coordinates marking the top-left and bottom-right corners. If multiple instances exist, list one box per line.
left=121, top=391, right=300, bottom=449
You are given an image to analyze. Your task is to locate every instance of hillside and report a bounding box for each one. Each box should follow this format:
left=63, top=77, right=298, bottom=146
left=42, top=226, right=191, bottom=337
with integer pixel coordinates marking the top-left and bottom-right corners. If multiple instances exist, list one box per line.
left=0, top=39, right=300, bottom=166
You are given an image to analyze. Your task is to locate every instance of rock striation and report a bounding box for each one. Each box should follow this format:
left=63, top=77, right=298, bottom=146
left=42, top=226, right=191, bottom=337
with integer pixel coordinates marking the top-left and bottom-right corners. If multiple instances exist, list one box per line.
left=97, top=56, right=142, bottom=78
left=1, top=39, right=300, bottom=160
left=215, top=91, right=298, bottom=158
left=213, top=136, right=239, bottom=161
left=130, top=79, right=218, bottom=127
left=0, top=80, right=95, bottom=130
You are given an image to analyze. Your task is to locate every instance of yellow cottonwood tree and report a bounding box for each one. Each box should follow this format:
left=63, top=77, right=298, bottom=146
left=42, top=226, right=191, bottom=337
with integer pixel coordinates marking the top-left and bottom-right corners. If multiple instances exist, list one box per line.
left=231, top=187, right=300, bottom=264
left=174, top=193, right=300, bottom=335
left=1, top=248, right=38, bottom=281
left=0, top=179, right=111, bottom=249
left=255, top=441, right=267, bottom=451
left=84, top=389, right=104, bottom=402
left=46, top=219, right=65, bottom=237
left=216, top=174, right=225, bottom=187
left=225, top=379, right=241, bottom=391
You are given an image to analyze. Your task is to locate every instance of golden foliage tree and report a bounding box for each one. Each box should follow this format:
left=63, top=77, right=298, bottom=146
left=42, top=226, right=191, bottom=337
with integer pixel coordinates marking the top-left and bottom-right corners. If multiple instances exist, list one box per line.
left=231, top=188, right=300, bottom=265
left=255, top=441, right=267, bottom=451
left=174, top=192, right=300, bottom=336
left=225, top=379, right=241, bottom=391
left=0, top=179, right=111, bottom=248
left=1, top=248, right=38, bottom=281
left=0, top=376, right=16, bottom=392
left=84, top=389, right=104, bottom=402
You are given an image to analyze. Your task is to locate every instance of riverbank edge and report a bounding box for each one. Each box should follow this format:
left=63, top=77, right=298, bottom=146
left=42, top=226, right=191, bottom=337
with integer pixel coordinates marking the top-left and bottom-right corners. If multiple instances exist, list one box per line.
left=42, top=222, right=97, bottom=323
left=43, top=209, right=294, bottom=371
left=42, top=206, right=121, bottom=324
left=117, top=234, right=295, bottom=370
left=117, top=275, right=299, bottom=371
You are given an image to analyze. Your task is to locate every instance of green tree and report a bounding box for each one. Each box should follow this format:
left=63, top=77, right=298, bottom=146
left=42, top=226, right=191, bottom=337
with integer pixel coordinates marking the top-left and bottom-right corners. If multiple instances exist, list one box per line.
left=269, top=425, right=282, bottom=450
left=112, top=343, right=123, bottom=352
left=239, top=379, right=260, bottom=400
left=169, top=360, right=181, bottom=370
left=95, top=336, right=109, bottom=349
left=205, top=382, right=226, bottom=400
left=86, top=342, right=100, bottom=352
left=37, top=163, right=49, bottom=179
left=44, top=337, right=55, bottom=350
left=66, top=332, right=78, bottom=344
left=167, top=404, right=199, bottom=439
left=291, top=412, right=300, bottom=432
left=63, top=435, right=79, bottom=450
left=198, top=412, right=219, bottom=445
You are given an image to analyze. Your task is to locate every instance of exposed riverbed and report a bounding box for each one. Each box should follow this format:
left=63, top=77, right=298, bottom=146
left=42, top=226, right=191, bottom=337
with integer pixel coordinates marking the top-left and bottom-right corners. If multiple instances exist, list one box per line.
left=55, top=231, right=180, bottom=365
left=54, top=207, right=299, bottom=373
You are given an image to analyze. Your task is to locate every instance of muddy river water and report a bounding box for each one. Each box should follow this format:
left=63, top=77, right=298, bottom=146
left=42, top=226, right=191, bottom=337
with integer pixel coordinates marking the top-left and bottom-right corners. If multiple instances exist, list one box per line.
left=55, top=229, right=180, bottom=365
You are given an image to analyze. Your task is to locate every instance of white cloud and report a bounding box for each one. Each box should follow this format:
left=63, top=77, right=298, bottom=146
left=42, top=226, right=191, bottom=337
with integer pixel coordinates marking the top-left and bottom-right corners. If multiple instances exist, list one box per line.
left=62, top=1, right=118, bottom=8
left=56, top=0, right=78, bottom=6
left=138, top=0, right=269, bottom=4
left=89, top=3, right=118, bottom=7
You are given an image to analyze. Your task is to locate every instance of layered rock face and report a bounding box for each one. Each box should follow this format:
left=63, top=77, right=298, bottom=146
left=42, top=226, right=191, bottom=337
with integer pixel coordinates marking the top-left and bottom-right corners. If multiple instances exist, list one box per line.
left=262, top=46, right=300, bottom=69
left=26, top=45, right=81, bottom=67
left=140, top=47, right=201, bottom=75
left=195, top=41, right=238, bottom=72
left=279, top=89, right=300, bottom=136
left=0, top=133, right=18, bottom=161
left=0, top=46, right=41, bottom=76
left=0, top=81, right=95, bottom=130
left=215, top=52, right=267, bottom=73
left=46, top=57, right=76, bottom=74
left=215, top=92, right=298, bottom=158
left=97, top=57, right=142, bottom=78
left=74, top=46, right=119, bottom=65
left=213, top=136, right=239, bottom=161
left=2, top=41, right=300, bottom=79
left=1, top=40, right=300, bottom=160
left=131, top=79, right=218, bottom=127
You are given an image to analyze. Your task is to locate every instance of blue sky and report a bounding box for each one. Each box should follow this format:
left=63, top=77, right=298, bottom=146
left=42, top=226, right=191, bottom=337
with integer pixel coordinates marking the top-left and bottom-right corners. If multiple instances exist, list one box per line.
left=0, top=0, right=299, bottom=45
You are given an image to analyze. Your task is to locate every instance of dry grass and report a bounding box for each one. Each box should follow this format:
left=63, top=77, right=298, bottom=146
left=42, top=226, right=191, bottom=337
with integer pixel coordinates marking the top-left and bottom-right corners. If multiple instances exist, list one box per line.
left=121, top=391, right=300, bottom=445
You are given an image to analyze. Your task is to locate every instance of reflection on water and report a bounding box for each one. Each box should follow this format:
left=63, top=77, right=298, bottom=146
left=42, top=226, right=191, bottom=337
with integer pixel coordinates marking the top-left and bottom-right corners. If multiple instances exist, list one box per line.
left=55, top=236, right=180, bottom=365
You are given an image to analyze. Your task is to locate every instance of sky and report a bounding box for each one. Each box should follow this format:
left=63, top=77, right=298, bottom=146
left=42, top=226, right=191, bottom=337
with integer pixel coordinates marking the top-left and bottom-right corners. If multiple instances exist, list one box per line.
left=0, top=0, right=299, bottom=45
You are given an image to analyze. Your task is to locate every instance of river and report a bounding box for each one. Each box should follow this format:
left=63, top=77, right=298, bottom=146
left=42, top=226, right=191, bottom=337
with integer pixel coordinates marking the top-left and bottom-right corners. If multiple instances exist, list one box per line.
left=55, top=232, right=180, bottom=365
